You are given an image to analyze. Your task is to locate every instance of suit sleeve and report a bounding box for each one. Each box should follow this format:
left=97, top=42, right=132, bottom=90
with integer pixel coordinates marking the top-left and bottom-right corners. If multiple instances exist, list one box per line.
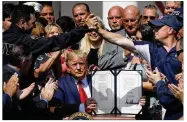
left=98, top=50, right=128, bottom=70
left=156, top=80, right=183, bottom=111
left=3, top=93, right=12, bottom=112
left=4, top=27, right=90, bottom=55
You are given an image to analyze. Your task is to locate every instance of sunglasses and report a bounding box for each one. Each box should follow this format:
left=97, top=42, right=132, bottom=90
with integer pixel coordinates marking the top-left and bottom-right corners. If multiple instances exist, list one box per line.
left=143, top=16, right=156, bottom=20
left=176, top=49, right=183, bottom=57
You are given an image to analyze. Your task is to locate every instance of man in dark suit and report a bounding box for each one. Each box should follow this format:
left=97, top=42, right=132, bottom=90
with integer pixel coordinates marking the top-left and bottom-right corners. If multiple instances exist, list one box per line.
left=51, top=50, right=97, bottom=118
left=3, top=45, right=58, bottom=120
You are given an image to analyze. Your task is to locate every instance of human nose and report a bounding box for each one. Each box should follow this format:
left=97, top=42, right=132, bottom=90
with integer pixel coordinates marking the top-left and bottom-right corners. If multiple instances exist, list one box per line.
left=76, top=63, right=81, bottom=69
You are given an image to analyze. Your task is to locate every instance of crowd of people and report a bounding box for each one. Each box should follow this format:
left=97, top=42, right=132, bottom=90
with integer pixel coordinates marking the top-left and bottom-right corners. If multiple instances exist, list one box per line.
left=3, top=1, right=183, bottom=120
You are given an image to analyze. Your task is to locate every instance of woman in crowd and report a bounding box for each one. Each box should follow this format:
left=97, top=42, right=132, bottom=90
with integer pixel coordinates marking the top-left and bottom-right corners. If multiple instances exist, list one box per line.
left=80, top=16, right=105, bottom=68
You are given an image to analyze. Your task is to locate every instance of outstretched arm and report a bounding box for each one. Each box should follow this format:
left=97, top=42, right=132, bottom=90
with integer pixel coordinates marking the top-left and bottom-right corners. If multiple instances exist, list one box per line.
left=97, top=27, right=136, bottom=53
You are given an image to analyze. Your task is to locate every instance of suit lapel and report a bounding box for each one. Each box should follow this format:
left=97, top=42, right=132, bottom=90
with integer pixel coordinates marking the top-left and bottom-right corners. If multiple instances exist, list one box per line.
left=66, top=75, right=81, bottom=103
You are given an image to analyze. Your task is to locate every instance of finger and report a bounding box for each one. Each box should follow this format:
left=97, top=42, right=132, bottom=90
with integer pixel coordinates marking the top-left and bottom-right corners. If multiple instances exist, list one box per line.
left=88, top=14, right=95, bottom=19
left=169, top=84, right=179, bottom=92
left=168, top=84, right=177, bottom=94
left=168, top=85, right=176, bottom=95
left=3, top=82, right=6, bottom=89
left=146, top=72, right=151, bottom=78
left=145, top=68, right=152, bottom=75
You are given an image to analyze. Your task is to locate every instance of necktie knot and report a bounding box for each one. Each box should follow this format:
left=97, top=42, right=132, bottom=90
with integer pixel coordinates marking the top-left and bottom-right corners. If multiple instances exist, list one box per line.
left=78, top=80, right=82, bottom=85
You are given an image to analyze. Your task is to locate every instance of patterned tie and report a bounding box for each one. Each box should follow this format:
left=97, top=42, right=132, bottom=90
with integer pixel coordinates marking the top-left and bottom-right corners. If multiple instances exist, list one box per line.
left=78, top=80, right=88, bottom=103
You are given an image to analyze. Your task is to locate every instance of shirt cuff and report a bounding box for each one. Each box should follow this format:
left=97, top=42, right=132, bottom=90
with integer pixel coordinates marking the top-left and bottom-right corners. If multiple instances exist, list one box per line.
left=79, top=103, right=85, bottom=112
left=40, top=93, right=48, bottom=107
left=156, top=80, right=165, bottom=87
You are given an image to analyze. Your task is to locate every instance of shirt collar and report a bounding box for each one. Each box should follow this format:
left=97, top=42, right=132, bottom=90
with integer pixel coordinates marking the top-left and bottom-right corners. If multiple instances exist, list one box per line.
left=73, top=76, right=88, bottom=86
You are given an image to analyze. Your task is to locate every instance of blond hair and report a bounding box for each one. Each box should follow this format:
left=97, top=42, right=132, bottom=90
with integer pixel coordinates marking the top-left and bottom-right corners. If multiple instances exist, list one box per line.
left=79, top=16, right=106, bottom=57
left=66, top=50, right=88, bottom=65
left=31, top=22, right=44, bottom=37
left=45, top=23, right=63, bottom=37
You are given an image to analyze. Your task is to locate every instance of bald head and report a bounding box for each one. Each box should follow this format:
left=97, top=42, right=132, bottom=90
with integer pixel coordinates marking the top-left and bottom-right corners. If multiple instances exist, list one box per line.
left=123, top=5, right=140, bottom=36
left=108, top=6, right=124, bottom=30
left=123, top=5, right=140, bottom=17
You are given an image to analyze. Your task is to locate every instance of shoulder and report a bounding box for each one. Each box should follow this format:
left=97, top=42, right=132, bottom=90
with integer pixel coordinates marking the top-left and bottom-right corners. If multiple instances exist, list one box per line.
left=58, top=75, right=72, bottom=84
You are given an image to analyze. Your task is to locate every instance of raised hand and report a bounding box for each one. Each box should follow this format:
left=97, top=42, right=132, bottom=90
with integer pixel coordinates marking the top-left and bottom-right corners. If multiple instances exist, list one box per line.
left=146, top=67, right=161, bottom=85
left=41, top=78, right=58, bottom=101
left=3, top=73, right=19, bottom=97
left=17, top=82, right=35, bottom=100
left=168, top=83, right=183, bottom=104
left=85, top=14, right=98, bottom=30
left=87, top=64, right=100, bottom=74
left=175, top=72, right=183, bottom=81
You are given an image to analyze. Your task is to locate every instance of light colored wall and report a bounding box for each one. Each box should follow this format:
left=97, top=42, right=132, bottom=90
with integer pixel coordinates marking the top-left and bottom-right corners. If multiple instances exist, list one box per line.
left=103, top=1, right=162, bottom=30
left=60, top=1, right=103, bottom=19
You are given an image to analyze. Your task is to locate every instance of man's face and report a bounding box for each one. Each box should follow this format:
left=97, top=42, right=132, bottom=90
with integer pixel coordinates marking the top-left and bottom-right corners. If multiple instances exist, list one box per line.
left=3, top=17, right=11, bottom=31
left=40, top=6, right=55, bottom=24
left=23, top=14, right=36, bottom=32
left=73, top=5, right=90, bottom=27
left=164, top=1, right=179, bottom=15
left=142, top=8, right=157, bottom=24
left=154, top=25, right=169, bottom=41
left=67, top=56, right=87, bottom=80
left=123, top=11, right=140, bottom=36
left=108, top=8, right=123, bottom=30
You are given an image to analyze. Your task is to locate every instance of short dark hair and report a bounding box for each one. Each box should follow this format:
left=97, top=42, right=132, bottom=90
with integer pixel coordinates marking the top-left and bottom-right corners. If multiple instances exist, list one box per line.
left=56, top=16, right=75, bottom=32
left=37, top=17, right=48, bottom=28
left=72, top=3, right=90, bottom=13
left=11, top=5, right=35, bottom=26
left=9, top=45, right=32, bottom=67
left=143, top=4, right=159, bottom=17
left=140, top=24, right=154, bottom=41
left=3, top=3, right=15, bottom=21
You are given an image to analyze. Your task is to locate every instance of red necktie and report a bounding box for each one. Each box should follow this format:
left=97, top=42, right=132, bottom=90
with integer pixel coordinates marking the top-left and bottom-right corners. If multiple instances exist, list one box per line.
left=78, top=80, right=88, bottom=103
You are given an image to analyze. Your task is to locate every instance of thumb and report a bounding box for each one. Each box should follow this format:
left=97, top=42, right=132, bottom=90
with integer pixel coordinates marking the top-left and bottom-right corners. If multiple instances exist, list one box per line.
left=155, top=67, right=159, bottom=74
left=87, top=14, right=95, bottom=19
left=3, top=82, right=6, bottom=89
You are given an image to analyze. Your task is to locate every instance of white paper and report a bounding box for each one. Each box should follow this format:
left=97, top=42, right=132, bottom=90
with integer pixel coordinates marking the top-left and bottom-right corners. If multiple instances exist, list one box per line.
left=92, top=71, right=114, bottom=114
left=117, top=71, right=142, bottom=114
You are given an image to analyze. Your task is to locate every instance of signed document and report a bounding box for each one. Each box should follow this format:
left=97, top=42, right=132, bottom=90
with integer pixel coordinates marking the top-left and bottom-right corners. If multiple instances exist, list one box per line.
left=92, top=70, right=142, bottom=114
left=92, top=71, right=114, bottom=114
left=117, top=71, right=142, bottom=114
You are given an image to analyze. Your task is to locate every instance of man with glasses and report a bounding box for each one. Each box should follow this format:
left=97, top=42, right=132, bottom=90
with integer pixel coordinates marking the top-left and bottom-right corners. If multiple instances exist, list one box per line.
left=95, top=15, right=183, bottom=119
left=141, top=5, right=159, bottom=25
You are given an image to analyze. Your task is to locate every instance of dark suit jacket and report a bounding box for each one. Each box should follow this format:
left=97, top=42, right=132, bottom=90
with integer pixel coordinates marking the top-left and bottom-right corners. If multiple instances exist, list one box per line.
left=3, top=65, right=49, bottom=120
left=50, top=74, right=92, bottom=117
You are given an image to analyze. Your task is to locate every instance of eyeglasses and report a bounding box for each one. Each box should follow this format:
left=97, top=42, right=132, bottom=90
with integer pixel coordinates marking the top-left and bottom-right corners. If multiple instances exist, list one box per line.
left=176, top=49, right=183, bottom=57
left=143, top=16, right=156, bottom=20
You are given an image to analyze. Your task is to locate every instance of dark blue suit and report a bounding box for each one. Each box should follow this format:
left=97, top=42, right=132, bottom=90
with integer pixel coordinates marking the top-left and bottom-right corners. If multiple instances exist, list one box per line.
left=51, top=74, right=92, bottom=116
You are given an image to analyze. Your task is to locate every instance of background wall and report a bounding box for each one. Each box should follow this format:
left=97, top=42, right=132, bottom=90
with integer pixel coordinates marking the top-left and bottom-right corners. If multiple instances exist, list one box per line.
left=3, top=1, right=164, bottom=30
